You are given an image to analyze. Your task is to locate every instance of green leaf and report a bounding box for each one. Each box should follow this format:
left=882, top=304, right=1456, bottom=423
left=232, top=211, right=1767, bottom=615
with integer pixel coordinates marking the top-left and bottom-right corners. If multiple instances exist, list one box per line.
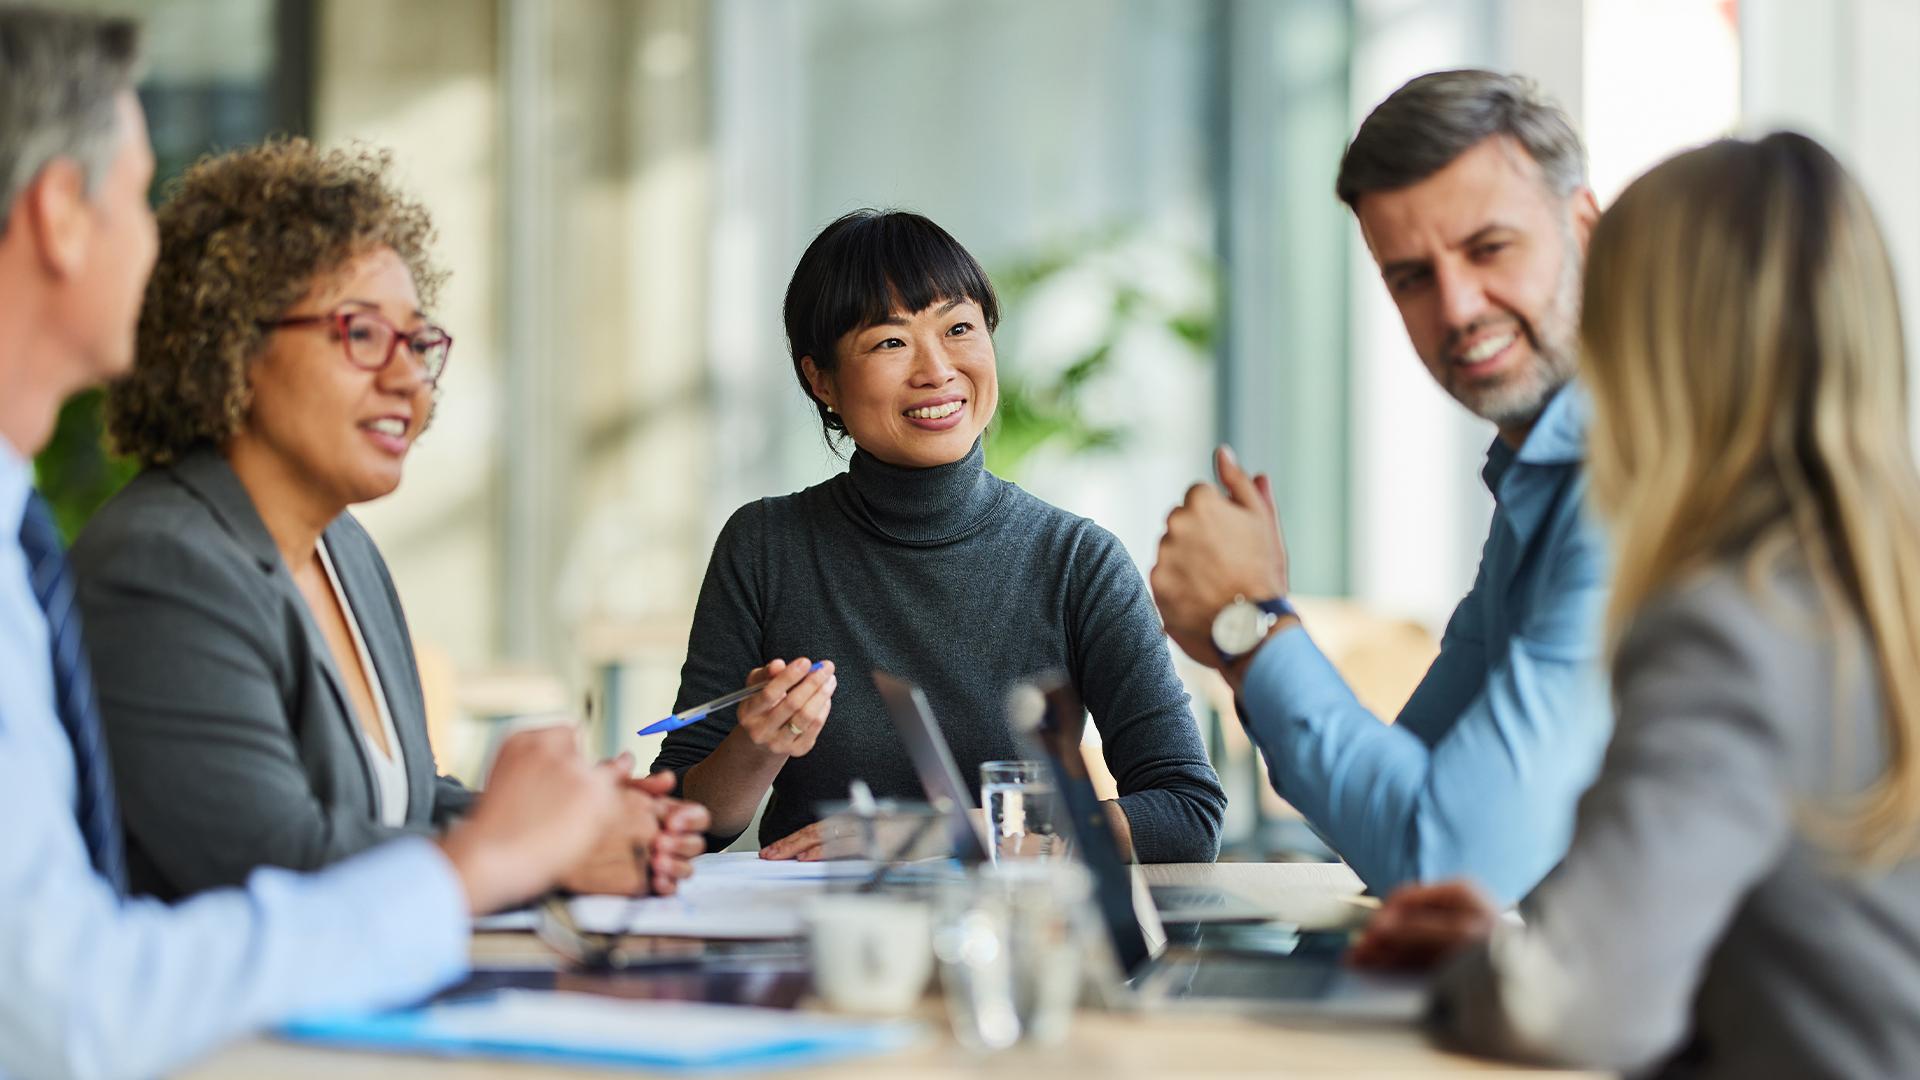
left=983, top=222, right=1218, bottom=481
left=32, top=389, right=137, bottom=542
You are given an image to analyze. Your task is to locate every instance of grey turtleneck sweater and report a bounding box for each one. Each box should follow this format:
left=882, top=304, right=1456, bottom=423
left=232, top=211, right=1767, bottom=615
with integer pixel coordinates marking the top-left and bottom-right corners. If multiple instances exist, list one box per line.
left=652, top=440, right=1226, bottom=863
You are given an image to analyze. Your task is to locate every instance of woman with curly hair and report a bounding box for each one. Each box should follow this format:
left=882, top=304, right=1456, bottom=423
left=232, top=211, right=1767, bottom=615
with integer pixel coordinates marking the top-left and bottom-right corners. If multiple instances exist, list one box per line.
left=70, top=139, right=707, bottom=900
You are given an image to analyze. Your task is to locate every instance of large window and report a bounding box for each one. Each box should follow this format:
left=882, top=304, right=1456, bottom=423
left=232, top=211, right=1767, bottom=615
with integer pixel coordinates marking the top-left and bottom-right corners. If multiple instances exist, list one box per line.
left=708, top=0, right=1229, bottom=575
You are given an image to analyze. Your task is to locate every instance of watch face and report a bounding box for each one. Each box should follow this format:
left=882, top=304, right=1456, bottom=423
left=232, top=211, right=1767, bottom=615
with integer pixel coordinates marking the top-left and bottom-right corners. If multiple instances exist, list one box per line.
left=1211, top=600, right=1267, bottom=657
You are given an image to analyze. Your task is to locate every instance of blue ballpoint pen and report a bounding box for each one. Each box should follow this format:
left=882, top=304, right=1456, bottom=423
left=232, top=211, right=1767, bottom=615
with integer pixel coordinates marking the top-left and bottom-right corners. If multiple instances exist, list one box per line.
left=637, top=661, right=826, bottom=736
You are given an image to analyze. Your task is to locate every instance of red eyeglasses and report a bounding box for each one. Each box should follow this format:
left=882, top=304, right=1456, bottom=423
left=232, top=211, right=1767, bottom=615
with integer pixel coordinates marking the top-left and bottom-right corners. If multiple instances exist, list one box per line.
left=261, top=307, right=453, bottom=385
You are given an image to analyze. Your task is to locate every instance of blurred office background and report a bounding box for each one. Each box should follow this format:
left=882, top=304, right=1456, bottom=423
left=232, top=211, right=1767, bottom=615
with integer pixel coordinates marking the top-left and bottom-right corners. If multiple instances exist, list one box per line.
left=37, top=0, right=1920, bottom=850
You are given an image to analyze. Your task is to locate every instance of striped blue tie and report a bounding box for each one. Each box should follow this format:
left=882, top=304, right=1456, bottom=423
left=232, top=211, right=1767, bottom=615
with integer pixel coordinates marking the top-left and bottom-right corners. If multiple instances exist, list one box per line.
left=19, top=493, right=126, bottom=894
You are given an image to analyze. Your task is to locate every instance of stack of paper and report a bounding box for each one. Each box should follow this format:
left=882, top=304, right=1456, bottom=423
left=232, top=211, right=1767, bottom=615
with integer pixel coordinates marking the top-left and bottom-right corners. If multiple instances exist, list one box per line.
left=477, top=852, right=905, bottom=939
left=282, top=992, right=922, bottom=1072
left=679, top=852, right=884, bottom=885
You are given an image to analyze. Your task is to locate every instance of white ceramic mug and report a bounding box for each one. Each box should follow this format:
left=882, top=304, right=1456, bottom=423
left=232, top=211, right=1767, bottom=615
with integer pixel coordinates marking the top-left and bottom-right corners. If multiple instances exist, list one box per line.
left=804, top=894, right=934, bottom=1015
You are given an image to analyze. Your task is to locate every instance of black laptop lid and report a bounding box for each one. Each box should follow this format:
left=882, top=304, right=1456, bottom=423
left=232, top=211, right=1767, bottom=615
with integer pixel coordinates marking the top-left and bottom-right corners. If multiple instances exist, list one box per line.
left=1028, top=677, right=1155, bottom=976
left=871, top=671, right=993, bottom=865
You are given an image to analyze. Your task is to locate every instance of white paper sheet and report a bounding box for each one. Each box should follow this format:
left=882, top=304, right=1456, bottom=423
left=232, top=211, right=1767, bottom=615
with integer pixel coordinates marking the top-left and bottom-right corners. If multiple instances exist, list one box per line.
left=676, top=851, right=883, bottom=888
left=474, top=852, right=895, bottom=937
left=564, top=892, right=809, bottom=938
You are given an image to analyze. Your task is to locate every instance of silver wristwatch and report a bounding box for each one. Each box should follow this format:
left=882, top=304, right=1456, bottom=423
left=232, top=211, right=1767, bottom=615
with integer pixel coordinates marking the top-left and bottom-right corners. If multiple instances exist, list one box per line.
left=1210, top=594, right=1297, bottom=663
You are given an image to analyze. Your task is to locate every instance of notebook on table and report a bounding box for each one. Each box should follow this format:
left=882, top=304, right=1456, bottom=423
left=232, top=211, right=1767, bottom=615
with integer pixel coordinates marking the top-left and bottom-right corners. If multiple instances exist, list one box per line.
left=281, top=993, right=922, bottom=1073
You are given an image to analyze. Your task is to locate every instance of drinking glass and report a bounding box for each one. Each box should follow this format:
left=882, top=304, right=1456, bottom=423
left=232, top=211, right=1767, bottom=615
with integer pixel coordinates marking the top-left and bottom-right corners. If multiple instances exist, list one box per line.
left=931, top=861, right=1092, bottom=1051
left=979, top=760, right=1067, bottom=864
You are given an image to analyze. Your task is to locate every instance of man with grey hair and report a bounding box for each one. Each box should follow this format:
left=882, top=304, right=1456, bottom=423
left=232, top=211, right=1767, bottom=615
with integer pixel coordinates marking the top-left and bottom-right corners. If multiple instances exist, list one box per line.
left=0, top=8, right=644, bottom=1077
left=1152, top=70, right=1611, bottom=905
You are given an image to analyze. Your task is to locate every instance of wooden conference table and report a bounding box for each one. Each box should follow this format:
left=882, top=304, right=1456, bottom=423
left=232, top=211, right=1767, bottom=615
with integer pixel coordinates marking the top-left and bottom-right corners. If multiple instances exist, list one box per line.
left=184, top=862, right=1602, bottom=1079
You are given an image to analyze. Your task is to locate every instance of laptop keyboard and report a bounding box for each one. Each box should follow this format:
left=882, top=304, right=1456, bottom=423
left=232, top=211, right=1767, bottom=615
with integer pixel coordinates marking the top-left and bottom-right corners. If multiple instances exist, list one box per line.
left=1162, top=955, right=1341, bottom=1001
left=1149, top=885, right=1229, bottom=910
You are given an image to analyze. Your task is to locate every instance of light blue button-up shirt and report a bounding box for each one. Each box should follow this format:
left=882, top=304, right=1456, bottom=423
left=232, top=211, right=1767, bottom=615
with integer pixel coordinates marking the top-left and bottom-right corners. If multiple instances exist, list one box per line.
left=1241, top=386, right=1612, bottom=905
left=0, top=438, right=470, bottom=1080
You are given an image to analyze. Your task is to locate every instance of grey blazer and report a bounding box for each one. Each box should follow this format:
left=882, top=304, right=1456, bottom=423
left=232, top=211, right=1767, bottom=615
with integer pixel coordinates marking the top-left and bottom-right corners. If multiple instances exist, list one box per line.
left=70, top=446, right=475, bottom=900
left=1430, top=557, right=1920, bottom=1078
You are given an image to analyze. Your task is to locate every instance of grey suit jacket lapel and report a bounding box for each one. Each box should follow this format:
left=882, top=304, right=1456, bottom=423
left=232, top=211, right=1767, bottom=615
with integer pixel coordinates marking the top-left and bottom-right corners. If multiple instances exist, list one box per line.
left=167, top=447, right=381, bottom=815
left=322, top=516, right=436, bottom=827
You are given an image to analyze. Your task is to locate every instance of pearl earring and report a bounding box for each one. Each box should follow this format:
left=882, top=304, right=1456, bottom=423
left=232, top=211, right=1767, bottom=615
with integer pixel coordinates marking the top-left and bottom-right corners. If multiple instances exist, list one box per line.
left=825, top=404, right=836, bottom=414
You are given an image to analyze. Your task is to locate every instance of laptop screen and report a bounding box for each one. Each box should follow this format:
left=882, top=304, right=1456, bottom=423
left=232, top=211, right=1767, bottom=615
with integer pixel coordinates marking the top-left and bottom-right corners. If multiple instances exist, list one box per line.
left=1029, top=678, right=1156, bottom=976
left=871, top=671, right=993, bottom=865
left=872, top=669, right=1154, bottom=974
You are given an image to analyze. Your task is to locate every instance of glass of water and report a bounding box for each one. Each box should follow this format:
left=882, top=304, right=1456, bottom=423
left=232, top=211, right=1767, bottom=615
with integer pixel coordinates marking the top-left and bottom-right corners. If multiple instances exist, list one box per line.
left=980, top=760, right=1067, bottom=864
left=931, top=860, right=1092, bottom=1051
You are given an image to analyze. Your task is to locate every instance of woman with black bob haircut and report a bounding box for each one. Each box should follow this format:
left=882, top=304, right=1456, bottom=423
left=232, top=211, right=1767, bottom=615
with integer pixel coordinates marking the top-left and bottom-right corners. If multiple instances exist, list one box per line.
left=652, top=210, right=1226, bottom=862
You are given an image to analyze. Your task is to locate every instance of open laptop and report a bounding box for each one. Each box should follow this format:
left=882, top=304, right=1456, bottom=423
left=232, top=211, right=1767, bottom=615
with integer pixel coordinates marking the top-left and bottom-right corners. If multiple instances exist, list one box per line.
left=1025, top=677, right=1427, bottom=1017
left=871, top=671, right=994, bottom=864
left=874, top=670, right=1289, bottom=924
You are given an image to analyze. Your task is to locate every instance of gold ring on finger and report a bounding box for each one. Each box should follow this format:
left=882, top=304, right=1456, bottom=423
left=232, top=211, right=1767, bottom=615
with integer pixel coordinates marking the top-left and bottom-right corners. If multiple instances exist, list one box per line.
left=785, top=720, right=805, bottom=738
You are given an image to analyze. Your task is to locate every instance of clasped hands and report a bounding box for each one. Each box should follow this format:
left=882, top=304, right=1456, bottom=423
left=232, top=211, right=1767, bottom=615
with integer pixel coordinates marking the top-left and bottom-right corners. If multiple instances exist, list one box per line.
left=558, top=754, right=712, bottom=897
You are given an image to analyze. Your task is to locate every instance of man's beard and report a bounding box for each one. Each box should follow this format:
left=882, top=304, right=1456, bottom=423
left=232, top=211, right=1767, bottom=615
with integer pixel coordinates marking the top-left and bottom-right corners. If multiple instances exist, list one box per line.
left=1451, top=226, right=1583, bottom=433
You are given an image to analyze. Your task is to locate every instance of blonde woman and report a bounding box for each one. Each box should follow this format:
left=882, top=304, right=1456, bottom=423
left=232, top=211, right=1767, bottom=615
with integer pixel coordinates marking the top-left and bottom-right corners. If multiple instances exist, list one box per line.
left=1348, top=132, right=1920, bottom=1077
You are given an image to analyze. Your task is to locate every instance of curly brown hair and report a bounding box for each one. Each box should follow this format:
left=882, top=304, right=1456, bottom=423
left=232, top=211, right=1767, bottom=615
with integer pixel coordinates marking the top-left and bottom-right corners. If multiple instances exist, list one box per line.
left=108, top=138, right=446, bottom=465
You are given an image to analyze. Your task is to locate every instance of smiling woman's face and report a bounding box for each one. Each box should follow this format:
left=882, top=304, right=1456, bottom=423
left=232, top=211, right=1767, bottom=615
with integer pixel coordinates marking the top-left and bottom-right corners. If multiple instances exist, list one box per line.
left=231, top=245, right=435, bottom=510
left=803, top=296, right=998, bottom=469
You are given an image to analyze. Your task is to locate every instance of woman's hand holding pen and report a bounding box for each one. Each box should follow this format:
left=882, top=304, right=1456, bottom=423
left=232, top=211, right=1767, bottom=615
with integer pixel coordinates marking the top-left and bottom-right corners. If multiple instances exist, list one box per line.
left=735, top=657, right=838, bottom=758
left=671, top=659, right=838, bottom=842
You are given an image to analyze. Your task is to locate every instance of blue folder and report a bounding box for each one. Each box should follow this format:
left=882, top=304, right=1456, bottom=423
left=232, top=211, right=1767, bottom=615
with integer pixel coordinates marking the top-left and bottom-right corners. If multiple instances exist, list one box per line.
left=280, top=992, right=923, bottom=1073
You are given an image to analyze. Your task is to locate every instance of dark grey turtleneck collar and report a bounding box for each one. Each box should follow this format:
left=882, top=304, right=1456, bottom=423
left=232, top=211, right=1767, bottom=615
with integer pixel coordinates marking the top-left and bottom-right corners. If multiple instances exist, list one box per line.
left=833, top=437, right=1008, bottom=547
